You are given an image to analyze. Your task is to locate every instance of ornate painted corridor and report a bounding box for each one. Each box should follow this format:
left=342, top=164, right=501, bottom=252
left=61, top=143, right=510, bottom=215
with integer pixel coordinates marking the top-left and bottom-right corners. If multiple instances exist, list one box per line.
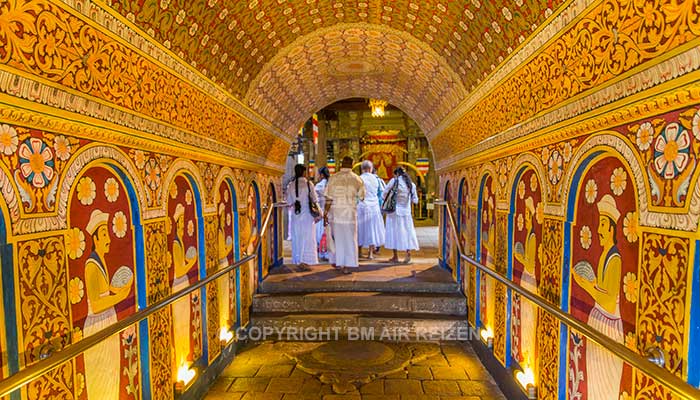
left=1, top=0, right=700, bottom=399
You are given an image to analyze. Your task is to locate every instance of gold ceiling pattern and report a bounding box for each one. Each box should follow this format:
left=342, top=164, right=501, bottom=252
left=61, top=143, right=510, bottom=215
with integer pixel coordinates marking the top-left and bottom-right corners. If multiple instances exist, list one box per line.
left=245, top=24, right=467, bottom=133
left=105, top=0, right=563, bottom=101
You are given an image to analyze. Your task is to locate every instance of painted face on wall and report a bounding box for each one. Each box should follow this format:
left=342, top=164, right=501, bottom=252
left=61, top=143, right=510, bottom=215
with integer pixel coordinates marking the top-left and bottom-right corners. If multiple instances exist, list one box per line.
left=93, top=225, right=111, bottom=254
left=568, top=156, right=638, bottom=400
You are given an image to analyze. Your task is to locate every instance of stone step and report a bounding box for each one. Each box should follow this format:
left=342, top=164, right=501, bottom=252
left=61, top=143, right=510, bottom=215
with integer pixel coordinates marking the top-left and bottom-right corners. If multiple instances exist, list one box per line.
left=259, top=279, right=459, bottom=294
left=252, top=292, right=467, bottom=316
left=249, top=312, right=471, bottom=341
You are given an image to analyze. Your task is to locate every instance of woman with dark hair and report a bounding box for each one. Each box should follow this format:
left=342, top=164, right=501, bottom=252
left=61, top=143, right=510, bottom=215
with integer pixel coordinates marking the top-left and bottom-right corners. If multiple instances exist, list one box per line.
left=286, top=164, right=321, bottom=269
left=383, top=167, right=419, bottom=263
left=315, top=166, right=331, bottom=261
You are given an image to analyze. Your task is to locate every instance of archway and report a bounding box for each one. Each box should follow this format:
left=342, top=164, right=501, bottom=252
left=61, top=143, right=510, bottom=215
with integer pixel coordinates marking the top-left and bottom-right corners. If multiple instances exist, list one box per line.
left=66, top=159, right=148, bottom=400
left=165, top=171, right=208, bottom=375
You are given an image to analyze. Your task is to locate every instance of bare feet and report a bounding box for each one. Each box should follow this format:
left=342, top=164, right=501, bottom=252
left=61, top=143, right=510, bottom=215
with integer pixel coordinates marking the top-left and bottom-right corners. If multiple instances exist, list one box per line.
left=341, top=267, right=352, bottom=274
left=402, top=257, right=411, bottom=264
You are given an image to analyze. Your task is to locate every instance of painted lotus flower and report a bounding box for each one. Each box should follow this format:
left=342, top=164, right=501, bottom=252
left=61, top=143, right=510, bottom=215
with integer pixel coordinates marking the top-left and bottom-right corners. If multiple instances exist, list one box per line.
left=517, top=213, right=524, bottom=231
left=636, top=122, right=654, bottom=151
left=226, top=213, right=231, bottom=226
left=53, top=135, right=71, bottom=161
left=584, top=179, right=597, bottom=204
left=530, top=174, right=538, bottom=191
left=518, top=181, right=525, bottom=199
left=104, top=177, right=120, bottom=203
left=623, top=211, right=639, bottom=243
left=623, top=272, right=638, bottom=303
left=0, top=124, right=19, bottom=155
left=547, top=150, right=563, bottom=184
left=76, top=177, right=96, bottom=206
left=112, top=211, right=128, bottom=238
left=224, top=189, right=229, bottom=202
left=654, top=122, right=690, bottom=179
left=66, top=227, right=86, bottom=259
left=186, top=189, right=193, bottom=205
left=69, top=277, right=84, bottom=304
left=610, top=167, right=627, bottom=196
left=18, top=138, right=55, bottom=188
left=562, top=142, right=573, bottom=162
left=132, top=150, right=146, bottom=169
left=187, top=219, right=195, bottom=236
left=169, top=183, right=178, bottom=199
left=579, top=225, right=592, bottom=249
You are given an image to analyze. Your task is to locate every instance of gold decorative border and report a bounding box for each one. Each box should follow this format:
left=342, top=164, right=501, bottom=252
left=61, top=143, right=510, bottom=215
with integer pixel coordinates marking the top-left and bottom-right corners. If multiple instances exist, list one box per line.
left=60, top=0, right=290, bottom=141
left=0, top=71, right=285, bottom=170
left=437, top=68, right=700, bottom=171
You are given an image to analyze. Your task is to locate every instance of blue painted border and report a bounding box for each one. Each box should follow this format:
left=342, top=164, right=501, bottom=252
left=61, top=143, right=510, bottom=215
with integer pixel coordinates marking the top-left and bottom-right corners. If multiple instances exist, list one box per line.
left=249, top=182, right=263, bottom=284
left=110, top=165, right=151, bottom=399
left=225, top=178, right=240, bottom=333
left=456, top=178, right=467, bottom=285
left=268, top=183, right=280, bottom=268
left=475, top=175, right=489, bottom=329
left=441, top=181, right=451, bottom=269
left=558, top=151, right=602, bottom=399
left=184, top=174, right=209, bottom=366
left=688, top=239, right=700, bottom=387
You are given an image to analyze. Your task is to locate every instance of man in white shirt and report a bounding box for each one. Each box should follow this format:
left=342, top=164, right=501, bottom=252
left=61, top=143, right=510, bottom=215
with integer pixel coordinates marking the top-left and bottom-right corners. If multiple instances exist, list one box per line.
left=324, top=156, right=365, bottom=274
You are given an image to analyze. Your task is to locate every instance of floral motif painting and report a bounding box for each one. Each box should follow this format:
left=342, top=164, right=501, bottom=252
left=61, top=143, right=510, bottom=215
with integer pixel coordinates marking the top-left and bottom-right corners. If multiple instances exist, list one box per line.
left=568, top=156, right=639, bottom=400
left=167, top=175, right=203, bottom=373
left=217, top=181, right=237, bottom=332
left=238, top=182, right=259, bottom=327
left=443, top=182, right=457, bottom=279
left=479, top=175, right=496, bottom=331
left=510, top=169, right=543, bottom=373
left=459, top=179, right=472, bottom=295
left=263, top=183, right=277, bottom=278
left=67, top=165, right=140, bottom=400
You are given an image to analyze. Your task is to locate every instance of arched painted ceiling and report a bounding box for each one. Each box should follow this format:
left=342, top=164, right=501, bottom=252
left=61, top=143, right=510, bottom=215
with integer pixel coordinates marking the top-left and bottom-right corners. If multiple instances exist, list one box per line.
left=107, top=0, right=565, bottom=140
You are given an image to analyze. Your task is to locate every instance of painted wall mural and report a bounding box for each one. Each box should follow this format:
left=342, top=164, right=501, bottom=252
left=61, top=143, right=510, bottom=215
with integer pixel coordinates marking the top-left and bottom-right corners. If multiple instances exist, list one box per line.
left=217, top=180, right=237, bottom=335
left=68, top=165, right=140, bottom=400
left=441, top=181, right=458, bottom=279
left=478, top=174, right=496, bottom=333
left=0, top=118, right=280, bottom=399
left=167, top=174, right=203, bottom=373
left=567, top=156, right=639, bottom=400
left=510, top=168, right=543, bottom=374
left=440, top=98, right=700, bottom=399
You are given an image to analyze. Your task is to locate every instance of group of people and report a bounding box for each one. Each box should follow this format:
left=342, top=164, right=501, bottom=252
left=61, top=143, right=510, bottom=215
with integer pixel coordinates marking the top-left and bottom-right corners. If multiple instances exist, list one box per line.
left=286, top=156, right=419, bottom=274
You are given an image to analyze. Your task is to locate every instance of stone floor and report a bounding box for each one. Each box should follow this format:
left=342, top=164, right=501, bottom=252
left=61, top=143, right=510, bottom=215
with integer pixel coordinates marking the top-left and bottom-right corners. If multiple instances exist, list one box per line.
left=204, top=340, right=505, bottom=400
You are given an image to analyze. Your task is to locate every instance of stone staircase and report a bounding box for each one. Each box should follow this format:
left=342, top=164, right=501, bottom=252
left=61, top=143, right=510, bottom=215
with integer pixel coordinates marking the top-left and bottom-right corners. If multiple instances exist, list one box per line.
left=250, top=266, right=468, bottom=341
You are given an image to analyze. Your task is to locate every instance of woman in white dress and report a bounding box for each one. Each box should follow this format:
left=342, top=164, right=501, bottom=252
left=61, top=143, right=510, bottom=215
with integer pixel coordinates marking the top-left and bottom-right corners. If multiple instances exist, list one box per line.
left=286, top=164, right=321, bottom=269
left=384, top=167, right=420, bottom=263
left=358, top=160, right=385, bottom=259
left=83, top=210, right=133, bottom=400
left=315, top=167, right=330, bottom=261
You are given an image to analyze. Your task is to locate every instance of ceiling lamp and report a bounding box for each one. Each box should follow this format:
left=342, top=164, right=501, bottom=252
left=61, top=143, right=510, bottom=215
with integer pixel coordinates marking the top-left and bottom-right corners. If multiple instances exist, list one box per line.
left=369, top=99, right=388, bottom=118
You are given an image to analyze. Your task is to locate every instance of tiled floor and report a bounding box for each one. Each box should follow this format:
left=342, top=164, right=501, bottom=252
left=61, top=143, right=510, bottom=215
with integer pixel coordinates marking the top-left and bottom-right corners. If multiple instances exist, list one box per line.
left=204, top=341, right=505, bottom=400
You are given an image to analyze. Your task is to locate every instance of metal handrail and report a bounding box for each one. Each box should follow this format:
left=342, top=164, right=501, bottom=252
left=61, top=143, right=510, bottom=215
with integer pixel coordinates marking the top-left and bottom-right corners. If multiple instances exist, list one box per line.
left=0, top=201, right=286, bottom=397
left=435, top=200, right=700, bottom=400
